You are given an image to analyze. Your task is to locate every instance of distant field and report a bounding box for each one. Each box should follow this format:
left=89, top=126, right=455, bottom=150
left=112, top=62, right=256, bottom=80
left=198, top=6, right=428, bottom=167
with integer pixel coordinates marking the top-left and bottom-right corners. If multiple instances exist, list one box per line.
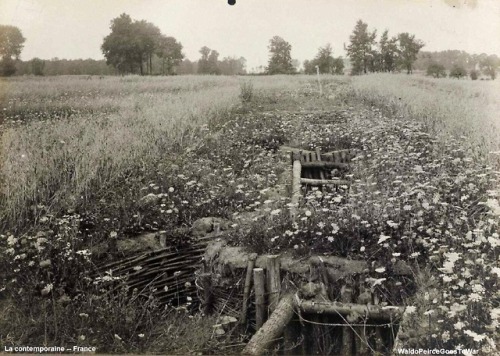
left=349, top=74, right=500, bottom=155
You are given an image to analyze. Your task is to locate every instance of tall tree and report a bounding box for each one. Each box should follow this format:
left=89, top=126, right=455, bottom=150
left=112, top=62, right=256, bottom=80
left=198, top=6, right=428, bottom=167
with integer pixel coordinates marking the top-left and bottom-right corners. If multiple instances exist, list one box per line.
left=0, top=25, right=26, bottom=76
left=331, top=57, right=345, bottom=74
left=267, top=36, right=294, bottom=74
left=102, top=14, right=138, bottom=74
left=219, top=56, right=246, bottom=75
left=479, top=55, right=499, bottom=80
left=0, top=25, right=25, bottom=60
left=346, top=20, right=377, bottom=75
left=198, top=46, right=211, bottom=74
left=134, top=20, right=162, bottom=75
left=207, top=50, right=220, bottom=74
left=303, top=60, right=314, bottom=74
left=303, top=44, right=344, bottom=75
left=177, top=59, right=197, bottom=74
left=397, top=32, right=424, bottom=74
left=31, top=57, right=45, bottom=76
left=156, top=35, right=184, bottom=75
left=379, top=30, right=399, bottom=72
left=314, top=44, right=335, bottom=73
left=102, top=14, right=179, bottom=75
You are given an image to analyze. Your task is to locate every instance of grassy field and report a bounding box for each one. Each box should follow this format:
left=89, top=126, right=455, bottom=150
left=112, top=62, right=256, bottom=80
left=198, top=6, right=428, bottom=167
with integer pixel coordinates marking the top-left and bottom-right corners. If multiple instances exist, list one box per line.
left=349, top=74, right=500, bottom=155
left=0, top=74, right=499, bottom=353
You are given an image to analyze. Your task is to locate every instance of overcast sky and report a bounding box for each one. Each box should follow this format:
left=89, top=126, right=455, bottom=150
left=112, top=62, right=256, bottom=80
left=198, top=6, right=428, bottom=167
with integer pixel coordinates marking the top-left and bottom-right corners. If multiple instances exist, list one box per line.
left=0, top=0, right=499, bottom=71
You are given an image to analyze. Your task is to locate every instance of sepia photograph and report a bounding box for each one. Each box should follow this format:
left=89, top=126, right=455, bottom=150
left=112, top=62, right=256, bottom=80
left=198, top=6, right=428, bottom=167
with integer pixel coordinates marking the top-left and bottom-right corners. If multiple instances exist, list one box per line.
left=0, top=0, right=499, bottom=354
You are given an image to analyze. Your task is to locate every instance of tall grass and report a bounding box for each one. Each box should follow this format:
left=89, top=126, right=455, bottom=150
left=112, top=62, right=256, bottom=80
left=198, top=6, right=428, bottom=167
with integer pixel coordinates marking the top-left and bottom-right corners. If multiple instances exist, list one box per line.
left=0, top=74, right=329, bottom=230
left=0, top=76, right=243, bottom=229
left=347, top=74, right=500, bottom=157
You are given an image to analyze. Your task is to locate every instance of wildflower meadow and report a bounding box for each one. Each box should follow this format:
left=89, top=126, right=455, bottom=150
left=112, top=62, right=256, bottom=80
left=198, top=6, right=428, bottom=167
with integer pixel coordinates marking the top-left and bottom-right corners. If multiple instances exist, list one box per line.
left=0, top=74, right=499, bottom=353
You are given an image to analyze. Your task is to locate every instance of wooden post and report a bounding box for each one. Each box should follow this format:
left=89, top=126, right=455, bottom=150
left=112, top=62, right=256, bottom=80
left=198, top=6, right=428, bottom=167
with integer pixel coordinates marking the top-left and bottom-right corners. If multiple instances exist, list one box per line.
left=341, top=285, right=353, bottom=356
left=355, top=288, right=370, bottom=355
left=291, top=152, right=302, bottom=219
left=198, top=273, right=213, bottom=314
left=392, top=309, right=409, bottom=352
left=373, top=291, right=384, bottom=353
left=213, top=222, right=220, bottom=235
left=241, top=253, right=258, bottom=326
left=266, top=255, right=281, bottom=313
left=315, top=147, right=326, bottom=185
left=242, top=294, right=295, bottom=356
left=253, top=268, right=265, bottom=330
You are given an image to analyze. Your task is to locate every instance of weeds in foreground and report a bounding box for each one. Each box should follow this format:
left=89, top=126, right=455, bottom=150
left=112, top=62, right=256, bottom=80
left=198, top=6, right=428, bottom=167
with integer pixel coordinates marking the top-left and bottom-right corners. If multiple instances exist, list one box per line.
left=239, top=80, right=254, bottom=103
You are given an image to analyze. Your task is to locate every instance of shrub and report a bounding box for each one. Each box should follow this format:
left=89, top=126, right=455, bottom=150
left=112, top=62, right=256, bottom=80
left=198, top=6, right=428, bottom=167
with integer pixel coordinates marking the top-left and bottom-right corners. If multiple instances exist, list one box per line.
left=0, top=57, right=17, bottom=76
left=483, top=67, right=497, bottom=80
left=426, top=63, right=447, bottom=78
left=449, top=65, right=467, bottom=79
left=469, top=69, right=479, bottom=80
left=239, top=81, right=254, bottom=103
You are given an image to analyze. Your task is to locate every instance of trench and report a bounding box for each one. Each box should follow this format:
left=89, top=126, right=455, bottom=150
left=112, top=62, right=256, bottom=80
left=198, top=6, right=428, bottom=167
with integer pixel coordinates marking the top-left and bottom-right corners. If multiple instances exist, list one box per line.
left=93, top=111, right=417, bottom=354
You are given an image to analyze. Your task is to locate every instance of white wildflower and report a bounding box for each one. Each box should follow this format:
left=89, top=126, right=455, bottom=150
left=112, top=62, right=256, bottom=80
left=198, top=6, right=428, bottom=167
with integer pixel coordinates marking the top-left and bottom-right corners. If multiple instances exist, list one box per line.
left=405, top=306, right=417, bottom=315
left=377, top=234, right=391, bottom=244
left=469, top=293, right=482, bottom=302
left=270, top=209, right=281, bottom=216
left=464, top=329, right=486, bottom=342
left=442, top=331, right=450, bottom=343
left=7, top=235, right=17, bottom=246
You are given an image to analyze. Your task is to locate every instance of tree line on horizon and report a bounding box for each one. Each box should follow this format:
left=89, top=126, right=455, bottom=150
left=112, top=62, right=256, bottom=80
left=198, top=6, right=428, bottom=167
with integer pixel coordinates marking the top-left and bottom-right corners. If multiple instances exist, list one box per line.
left=414, top=50, right=499, bottom=80
left=345, top=20, right=425, bottom=75
left=1, top=16, right=498, bottom=78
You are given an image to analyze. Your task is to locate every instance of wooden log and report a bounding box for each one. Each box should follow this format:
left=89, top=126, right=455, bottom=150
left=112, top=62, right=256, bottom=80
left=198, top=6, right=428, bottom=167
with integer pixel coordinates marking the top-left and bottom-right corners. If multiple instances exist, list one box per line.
left=325, top=149, right=357, bottom=162
left=254, top=268, right=266, bottom=330
left=300, top=161, right=349, bottom=169
left=266, top=255, right=281, bottom=313
left=242, top=294, right=295, bottom=356
left=300, top=178, right=351, bottom=186
left=281, top=147, right=356, bottom=160
left=240, top=253, right=258, bottom=326
left=296, top=300, right=404, bottom=321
